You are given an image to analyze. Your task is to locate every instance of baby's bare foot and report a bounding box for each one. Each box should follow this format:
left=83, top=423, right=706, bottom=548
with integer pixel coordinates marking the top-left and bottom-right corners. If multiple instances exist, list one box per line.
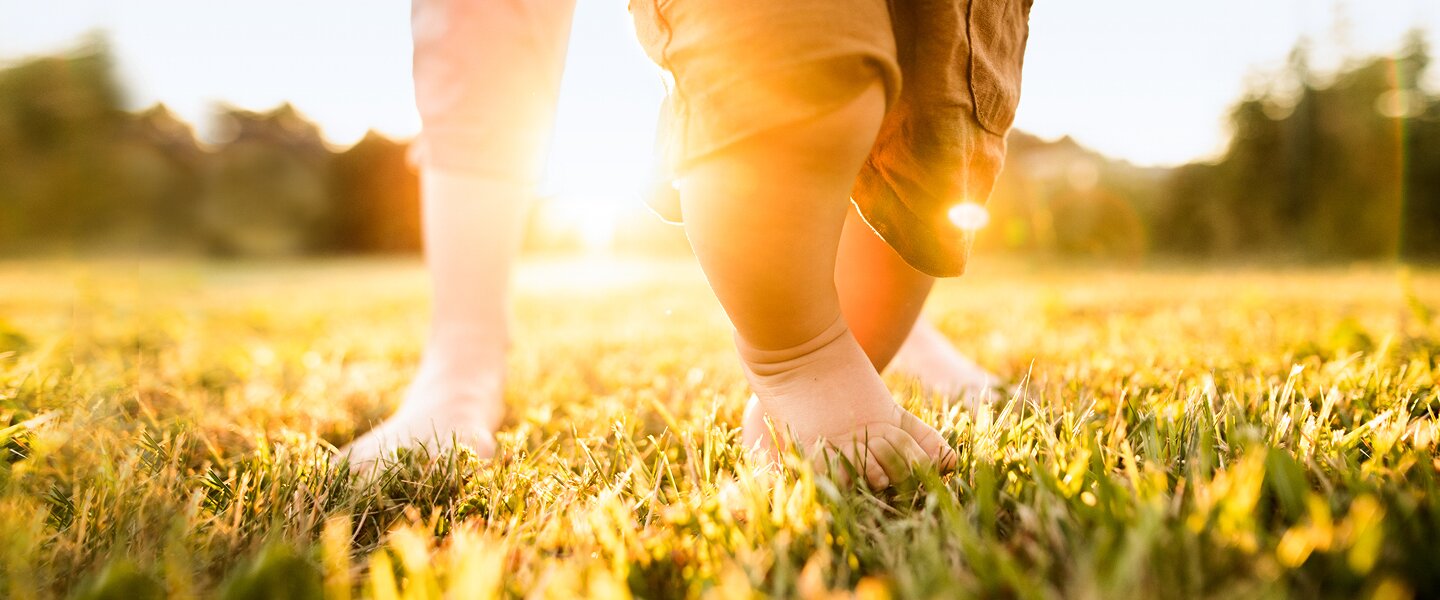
left=343, top=341, right=505, bottom=470
left=737, top=317, right=955, bottom=488
left=890, top=319, right=1002, bottom=409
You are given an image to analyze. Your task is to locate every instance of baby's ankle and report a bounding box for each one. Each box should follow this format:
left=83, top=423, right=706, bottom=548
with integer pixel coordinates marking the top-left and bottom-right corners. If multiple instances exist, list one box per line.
left=734, top=315, right=850, bottom=378
left=733, top=314, right=899, bottom=438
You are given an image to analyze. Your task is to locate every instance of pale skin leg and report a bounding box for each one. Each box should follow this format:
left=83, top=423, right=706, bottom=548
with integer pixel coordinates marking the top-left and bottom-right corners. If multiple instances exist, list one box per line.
left=342, top=171, right=528, bottom=467
left=342, top=0, right=574, bottom=468
left=680, top=79, right=955, bottom=488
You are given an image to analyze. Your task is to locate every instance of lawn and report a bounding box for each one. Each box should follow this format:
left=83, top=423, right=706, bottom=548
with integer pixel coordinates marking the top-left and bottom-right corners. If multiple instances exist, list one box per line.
left=0, top=257, right=1437, bottom=599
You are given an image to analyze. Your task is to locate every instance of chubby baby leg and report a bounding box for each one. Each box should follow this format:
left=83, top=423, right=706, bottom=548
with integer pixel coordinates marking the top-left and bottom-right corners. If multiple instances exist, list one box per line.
left=834, top=204, right=936, bottom=370
left=837, top=203, right=1002, bottom=405
left=678, top=79, right=954, bottom=486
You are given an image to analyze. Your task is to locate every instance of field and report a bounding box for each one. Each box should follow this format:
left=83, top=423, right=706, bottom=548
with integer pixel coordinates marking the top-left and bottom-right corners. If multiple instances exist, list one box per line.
left=1, top=257, right=1438, bottom=599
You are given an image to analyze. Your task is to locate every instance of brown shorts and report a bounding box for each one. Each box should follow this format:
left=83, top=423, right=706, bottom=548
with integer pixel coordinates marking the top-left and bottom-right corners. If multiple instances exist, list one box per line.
left=631, top=0, right=1032, bottom=277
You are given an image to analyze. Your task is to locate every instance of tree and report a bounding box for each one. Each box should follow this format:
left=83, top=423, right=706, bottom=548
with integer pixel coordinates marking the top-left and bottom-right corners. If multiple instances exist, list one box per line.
left=328, top=132, right=421, bottom=253
left=200, top=104, right=332, bottom=257
left=0, top=38, right=128, bottom=253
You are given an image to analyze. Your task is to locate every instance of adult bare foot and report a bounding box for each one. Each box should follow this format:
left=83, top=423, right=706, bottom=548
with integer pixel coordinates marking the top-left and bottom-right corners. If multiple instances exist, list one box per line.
left=342, top=168, right=530, bottom=470
left=342, top=331, right=506, bottom=470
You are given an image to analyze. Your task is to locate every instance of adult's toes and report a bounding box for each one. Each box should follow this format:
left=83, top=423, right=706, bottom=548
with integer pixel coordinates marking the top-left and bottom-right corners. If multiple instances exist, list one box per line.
left=340, top=437, right=391, bottom=474
left=453, top=430, right=498, bottom=459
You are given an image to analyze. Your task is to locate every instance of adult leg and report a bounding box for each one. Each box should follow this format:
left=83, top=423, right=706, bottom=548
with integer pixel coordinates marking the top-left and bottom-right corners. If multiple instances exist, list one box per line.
left=344, top=0, right=576, bottom=467
left=343, top=173, right=528, bottom=465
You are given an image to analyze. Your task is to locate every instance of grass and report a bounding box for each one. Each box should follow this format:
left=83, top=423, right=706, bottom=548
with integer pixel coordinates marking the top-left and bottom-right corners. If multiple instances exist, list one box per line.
left=0, top=256, right=1437, bottom=599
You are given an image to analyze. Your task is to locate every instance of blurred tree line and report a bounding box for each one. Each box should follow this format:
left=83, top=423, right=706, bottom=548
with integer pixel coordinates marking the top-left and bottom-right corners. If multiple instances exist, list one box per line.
left=1, top=34, right=1437, bottom=260
left=978, top=30, right=1440, bottom=262
left=0, top=40, right=419, bottom=257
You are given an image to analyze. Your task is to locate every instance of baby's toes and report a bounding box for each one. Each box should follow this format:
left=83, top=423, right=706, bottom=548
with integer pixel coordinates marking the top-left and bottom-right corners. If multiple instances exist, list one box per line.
left=869, top=429, right=932, bottom=485
left=810, top=440, right=878, bottom=489
left=859, top=448, right=890, bottom=489
left=899, top=411, right=958, bottom=472
left=823, top=426, right=928, bottom=489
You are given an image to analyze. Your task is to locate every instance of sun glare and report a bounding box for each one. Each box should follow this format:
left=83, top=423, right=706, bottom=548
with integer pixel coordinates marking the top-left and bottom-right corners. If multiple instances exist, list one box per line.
left=948, top=202, right=991, bottom=231
left=542, top=194, right=623, bottom=253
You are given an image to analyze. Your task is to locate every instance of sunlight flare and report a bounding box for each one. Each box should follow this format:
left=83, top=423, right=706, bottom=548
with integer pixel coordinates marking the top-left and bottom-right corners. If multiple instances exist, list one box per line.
left=947, top=202, right=990, bottom=231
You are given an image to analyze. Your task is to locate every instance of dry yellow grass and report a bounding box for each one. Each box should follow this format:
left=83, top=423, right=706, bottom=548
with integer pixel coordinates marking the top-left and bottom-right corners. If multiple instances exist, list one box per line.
left=0, top=257, right=1437, bottom=599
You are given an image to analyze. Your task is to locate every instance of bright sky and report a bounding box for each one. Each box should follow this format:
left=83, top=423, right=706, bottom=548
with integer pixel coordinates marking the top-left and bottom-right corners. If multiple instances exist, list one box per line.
left=2, top=0, right=1436, bottom=206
